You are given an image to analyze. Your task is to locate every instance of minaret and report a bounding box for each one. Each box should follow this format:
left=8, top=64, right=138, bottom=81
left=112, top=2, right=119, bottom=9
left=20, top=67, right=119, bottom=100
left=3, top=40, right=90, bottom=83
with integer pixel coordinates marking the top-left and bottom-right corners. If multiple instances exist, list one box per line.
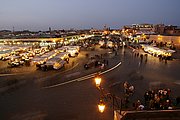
left=49, top=27, right=51, bottom=32
left=104, top=24, right=107, bottom=31
left=13, top=26, right=15, bottom=33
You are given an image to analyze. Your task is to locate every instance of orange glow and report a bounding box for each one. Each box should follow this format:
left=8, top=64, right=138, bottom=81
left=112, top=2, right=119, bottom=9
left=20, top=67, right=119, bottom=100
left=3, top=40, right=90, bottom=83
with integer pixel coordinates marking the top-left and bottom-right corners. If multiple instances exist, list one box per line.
left=95, top=77, right=102, bottom=87
left=98, top=101, right=105, bottom=113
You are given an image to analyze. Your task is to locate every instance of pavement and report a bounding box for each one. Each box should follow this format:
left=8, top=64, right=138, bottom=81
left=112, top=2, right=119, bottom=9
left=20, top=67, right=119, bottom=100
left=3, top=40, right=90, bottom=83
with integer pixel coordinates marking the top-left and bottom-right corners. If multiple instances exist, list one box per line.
left=0, top=45, right=120, bottom=120
left=0, top=46, right=180, bottom=120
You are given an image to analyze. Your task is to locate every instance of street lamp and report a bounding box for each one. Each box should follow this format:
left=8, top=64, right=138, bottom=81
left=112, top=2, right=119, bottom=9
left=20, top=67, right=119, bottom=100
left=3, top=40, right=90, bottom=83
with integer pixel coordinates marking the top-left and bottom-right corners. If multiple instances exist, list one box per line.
left=94, top=74, right=122, bottom=117
left=98, top=100, right=105, bottom=113
left=95, top=77, right=102, bottom=87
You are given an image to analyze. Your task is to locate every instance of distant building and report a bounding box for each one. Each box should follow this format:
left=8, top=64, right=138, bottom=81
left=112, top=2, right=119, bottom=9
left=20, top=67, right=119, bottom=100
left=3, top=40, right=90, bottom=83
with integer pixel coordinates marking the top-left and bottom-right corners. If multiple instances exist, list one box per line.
left=154, top=24, right=180, bottom=36
left=123, top=23, right=180, bottom=36
left=154, top=24, right=165, bottom=35
left=132, top=24, right=153, bottom=31
left=0, top=30, right=12, bottom=38
left=123, top=23, right=155, bottom=35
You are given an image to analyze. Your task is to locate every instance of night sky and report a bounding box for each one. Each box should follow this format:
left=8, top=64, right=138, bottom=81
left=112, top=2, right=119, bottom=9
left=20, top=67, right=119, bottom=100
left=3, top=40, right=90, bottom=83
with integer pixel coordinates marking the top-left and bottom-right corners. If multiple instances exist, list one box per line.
left=0, top=0, right=180, bottom=31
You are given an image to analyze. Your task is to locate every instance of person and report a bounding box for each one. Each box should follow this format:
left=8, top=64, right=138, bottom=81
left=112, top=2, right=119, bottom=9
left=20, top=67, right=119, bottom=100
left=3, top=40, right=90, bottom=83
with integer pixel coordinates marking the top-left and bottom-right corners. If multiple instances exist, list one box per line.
left=66, top=58, right=69, bottom=64
left=100, top=63, right=105, bottom=69
left=140, top=54, right=143, bottom=60
left=106, top=59, right=109, bottom=66
left=137, top=53, right=139, bottom=57
left=144, top=91, right=149, bottom=100
left=123, top=81, right=129, bottom=95
left=135, top=100, right=141, bottom=110
left=138, top=104, right=145, bottom=110
left=123, top=81, right=129, bottom=89
left=129, top=85, right=134, bottom=94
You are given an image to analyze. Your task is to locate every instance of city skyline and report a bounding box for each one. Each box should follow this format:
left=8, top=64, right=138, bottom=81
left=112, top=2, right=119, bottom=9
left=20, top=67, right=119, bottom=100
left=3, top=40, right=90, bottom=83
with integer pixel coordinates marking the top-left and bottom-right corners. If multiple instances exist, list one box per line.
left=0, top=0, right=180, bottom=31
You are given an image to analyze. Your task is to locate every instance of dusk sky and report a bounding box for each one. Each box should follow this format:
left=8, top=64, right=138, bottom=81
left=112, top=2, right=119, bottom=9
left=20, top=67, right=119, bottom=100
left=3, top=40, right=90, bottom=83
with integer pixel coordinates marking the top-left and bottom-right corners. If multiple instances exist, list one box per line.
left=0, top=0, right=180, bottom=31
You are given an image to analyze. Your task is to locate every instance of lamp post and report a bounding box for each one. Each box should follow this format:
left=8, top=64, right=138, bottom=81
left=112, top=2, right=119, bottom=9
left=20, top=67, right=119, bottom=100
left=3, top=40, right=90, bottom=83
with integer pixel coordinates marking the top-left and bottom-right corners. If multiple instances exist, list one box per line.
left=98, top=100, right=105, bottom=113
left=95, top=76, right=102, bottom=88
left=93, top=73, right=122, bottom=117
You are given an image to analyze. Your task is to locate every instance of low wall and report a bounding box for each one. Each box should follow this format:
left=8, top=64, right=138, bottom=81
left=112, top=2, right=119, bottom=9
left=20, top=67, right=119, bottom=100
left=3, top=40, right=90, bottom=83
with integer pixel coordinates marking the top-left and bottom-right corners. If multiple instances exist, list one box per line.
left=115, top=110, right=180, bottom=120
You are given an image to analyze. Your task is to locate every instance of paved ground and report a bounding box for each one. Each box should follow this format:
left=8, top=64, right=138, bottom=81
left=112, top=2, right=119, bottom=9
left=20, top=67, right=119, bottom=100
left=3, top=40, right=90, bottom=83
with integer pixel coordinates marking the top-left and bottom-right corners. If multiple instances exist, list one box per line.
left=105, top=47, right=180, bottom=110
left=0, top=46, right=179, bottom=120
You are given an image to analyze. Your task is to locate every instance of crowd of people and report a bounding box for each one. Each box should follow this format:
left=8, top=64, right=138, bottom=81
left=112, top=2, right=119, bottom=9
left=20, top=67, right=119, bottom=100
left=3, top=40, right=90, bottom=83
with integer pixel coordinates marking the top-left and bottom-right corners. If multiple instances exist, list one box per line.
left=123, top=81, right=135, bottom=96
left=123, top=81, right=135, bottom=108
left=144, top=89, right=173, bottom=110
left=132, top=49, right=148, bottom=63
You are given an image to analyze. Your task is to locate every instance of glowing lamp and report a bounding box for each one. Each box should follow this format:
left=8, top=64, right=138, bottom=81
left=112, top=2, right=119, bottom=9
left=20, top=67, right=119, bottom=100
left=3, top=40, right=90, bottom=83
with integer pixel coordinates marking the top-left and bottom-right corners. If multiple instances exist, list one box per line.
left=98, top=101, right=105, bottom=113
left=95, top=77, right=102, bottom=87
